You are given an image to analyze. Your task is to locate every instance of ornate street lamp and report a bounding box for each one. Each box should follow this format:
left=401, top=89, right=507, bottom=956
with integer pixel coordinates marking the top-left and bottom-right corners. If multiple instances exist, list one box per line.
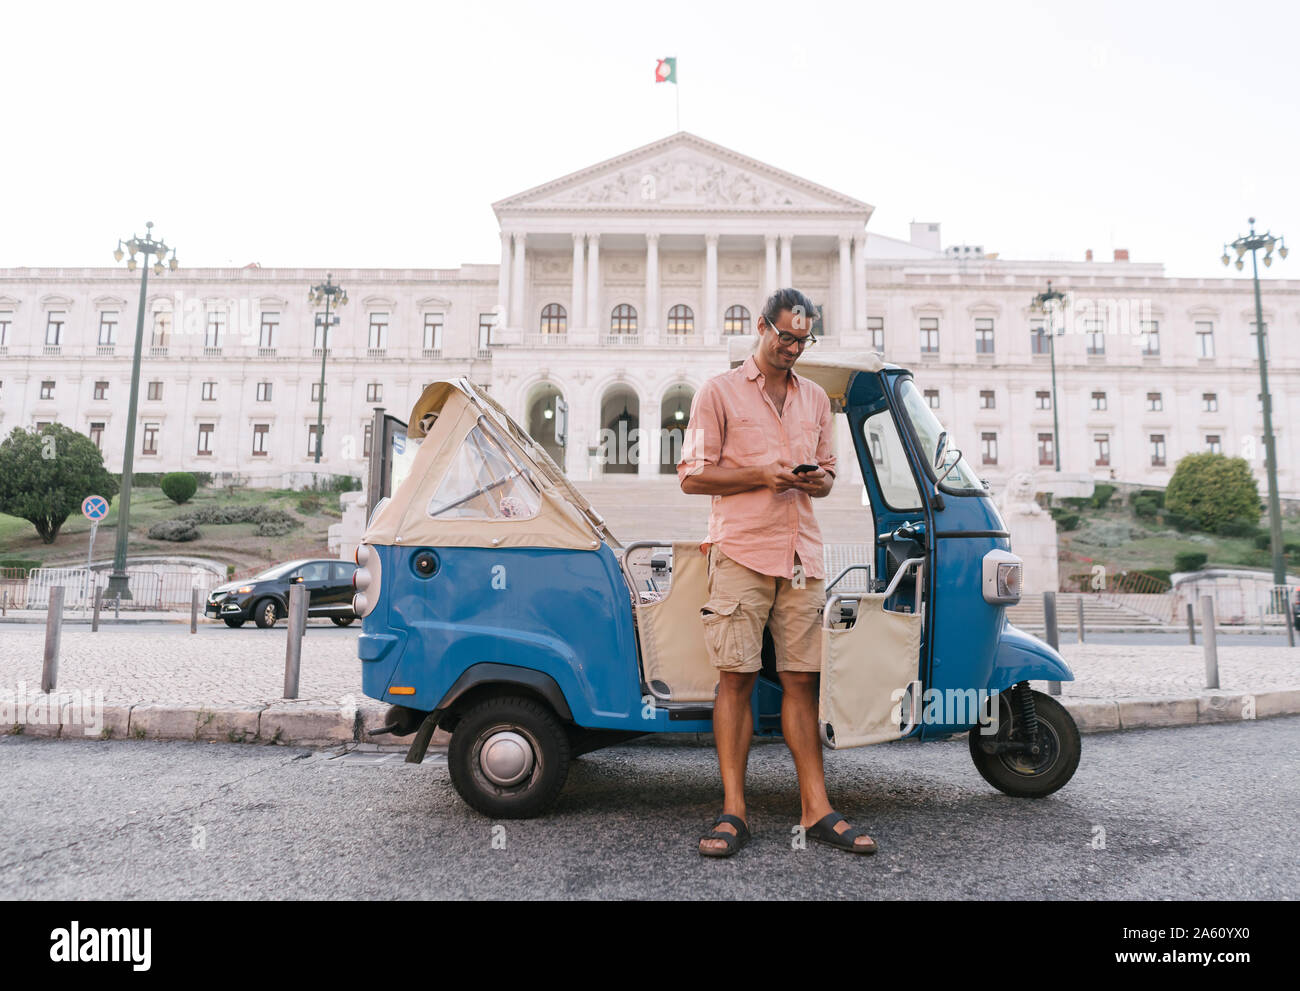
left=307, top=274, right=348, bottom=463
left=107, top=222, right=178, bottom=600
left=1222, top=219, right=1289, bottom=586
left=1030, top=280, right=1067, bottom=472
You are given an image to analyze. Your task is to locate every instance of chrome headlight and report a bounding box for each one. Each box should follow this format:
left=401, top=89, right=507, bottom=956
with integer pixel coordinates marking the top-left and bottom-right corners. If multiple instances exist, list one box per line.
left=982, top=549, right=1023, bottom=604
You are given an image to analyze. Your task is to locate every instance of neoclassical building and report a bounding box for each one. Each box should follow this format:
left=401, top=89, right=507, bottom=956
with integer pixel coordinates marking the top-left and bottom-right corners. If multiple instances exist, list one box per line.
left=1, top=132, right=1297, bottom=496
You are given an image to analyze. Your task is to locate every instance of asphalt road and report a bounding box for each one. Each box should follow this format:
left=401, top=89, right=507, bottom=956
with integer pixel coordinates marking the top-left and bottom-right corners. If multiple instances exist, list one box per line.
left=1, top=716, right=1296, bottom=899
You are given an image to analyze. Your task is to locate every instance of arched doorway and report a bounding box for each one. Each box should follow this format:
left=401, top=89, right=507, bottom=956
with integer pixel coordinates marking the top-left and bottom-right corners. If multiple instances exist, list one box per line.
left=598, top=385, right=640, bottom=475
left=526, top=382, right=566, bottom=471
left=659, top=384, right=694, bottom=474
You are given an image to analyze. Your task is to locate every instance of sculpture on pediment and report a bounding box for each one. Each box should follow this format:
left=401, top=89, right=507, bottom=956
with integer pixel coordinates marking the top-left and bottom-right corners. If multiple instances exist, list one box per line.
left=554, top=154, right=811, bottom=208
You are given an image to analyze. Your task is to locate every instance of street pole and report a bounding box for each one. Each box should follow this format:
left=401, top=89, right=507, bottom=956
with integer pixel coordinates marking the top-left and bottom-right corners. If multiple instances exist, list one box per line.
left=1223, top=220, right=1288, bottom=587
left=1032, top=281, right=1067, bottom=473
left=107, top=223, right=177, bottom=600
left=309, top=274, right=347, bottom=465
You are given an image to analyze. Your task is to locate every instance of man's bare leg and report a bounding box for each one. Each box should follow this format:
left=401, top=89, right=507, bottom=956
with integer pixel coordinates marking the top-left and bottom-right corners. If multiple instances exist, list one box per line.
left=700, top=669, right=757, bottom=853
left=779, top=670, right=875, bottom=849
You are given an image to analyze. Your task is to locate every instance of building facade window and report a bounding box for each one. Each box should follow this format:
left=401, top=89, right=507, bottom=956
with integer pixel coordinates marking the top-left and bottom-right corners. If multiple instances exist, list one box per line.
left=147, top=381, right=163, bottom=401
left=979, top=390, right=995, bottom=409
left=98, top=311, right=118, bottom=346
left=252, top=424, right=270, bottom=456
left=1091, top=391, right=1107, bottom=411
left=1094, top=433, right=1110, bottom=466
left=1035, top=390, right=1051, bottom=410
left=1030, top=319, right=1049, bottom=355
left=142, top=423, right=159, bottom=456
left=478, top=313, right=495, bottom=350
left=307, top=424, right=321, bottom=457
left=366, top=383, right=382, bottom=403
left=723, top=305, right=750, bottom=336
left=363, top=421, right=373, bottom=458
left=45, top=312, right=65, bottom=346
left=205, top=311, right=225, bottom=348
left=980, top=431, right=998, bottom=465
left=539, top=303, right=566, bottom=335
left=259, top=312, right=278, bottom=348
left=919, top=317, right=940, bottom=354
left=89, top=422, right=105, bottom=449
left=93, top=381, right=108, bottom=401
left=1206, top=434, right=1222, bottom=454
left=974, top=317, right=995, bottom=354
left=1202, top=392, right=1218, bottom=412
left=197, top=423, right=214, bottom=455
left=1149, top=434, right=1166, bottom=467
left=666, top=304, right=694, bottom=335
left=1037, top=432, right=1055, bottom=467
left=924, top=388, right=940, bottom=409
left=423, top=313, right=443, bottom=352
left=1250, top=321, right=1269, bottom=359
left=1139, top=320, right=1160, bottom=355
left=311, top=382, right=325, bottom=402
left=611, top=304, right=638, bottom=335
left=1146, top=391, right=1162, bottom=412
left=152, top=311, right=171, bottom=347
left=1085, top=320, right=1105, bottom=355
left=1195, top=321, right=1215, bottom=358
left=867, top=316, right=884, bottom=352
left=201, top=381, right=216, bottom=401
left=368, top=312, right=389, bottom=349
left=0, top=311, right=11, bottom=346
left=256, top=382, right=272, bottom=402
left=40, top=380, right=55, bottom=400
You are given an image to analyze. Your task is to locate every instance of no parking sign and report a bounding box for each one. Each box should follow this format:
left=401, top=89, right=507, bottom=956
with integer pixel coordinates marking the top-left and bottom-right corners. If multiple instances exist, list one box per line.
left=82, top=495, right=109, bottom=522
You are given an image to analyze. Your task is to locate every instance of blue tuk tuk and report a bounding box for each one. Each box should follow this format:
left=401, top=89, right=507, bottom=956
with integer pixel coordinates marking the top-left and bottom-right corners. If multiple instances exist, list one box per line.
left=353, top=348, right=1080, bottom=818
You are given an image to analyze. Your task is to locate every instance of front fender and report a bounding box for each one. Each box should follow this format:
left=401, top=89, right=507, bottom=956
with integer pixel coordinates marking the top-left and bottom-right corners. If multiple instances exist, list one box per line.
left=989, top=622, right=1074, bottom=692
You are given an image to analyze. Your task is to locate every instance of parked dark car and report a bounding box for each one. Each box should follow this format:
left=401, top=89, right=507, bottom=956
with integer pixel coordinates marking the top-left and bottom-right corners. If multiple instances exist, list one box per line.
left=206, top=558, right=359, bottom=629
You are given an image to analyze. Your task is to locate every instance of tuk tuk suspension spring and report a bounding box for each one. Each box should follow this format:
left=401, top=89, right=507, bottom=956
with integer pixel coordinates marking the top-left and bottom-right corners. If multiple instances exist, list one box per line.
left=1015, top=681, right=1040, bottom=755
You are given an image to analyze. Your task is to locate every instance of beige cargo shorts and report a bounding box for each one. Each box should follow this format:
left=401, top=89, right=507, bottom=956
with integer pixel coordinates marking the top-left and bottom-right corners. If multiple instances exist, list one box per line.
left=700, top=545, right=825, bottom=674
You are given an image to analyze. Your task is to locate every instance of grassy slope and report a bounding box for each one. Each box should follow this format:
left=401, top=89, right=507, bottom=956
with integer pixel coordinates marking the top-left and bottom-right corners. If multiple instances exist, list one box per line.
left=0, top=486, right=343, bottom=574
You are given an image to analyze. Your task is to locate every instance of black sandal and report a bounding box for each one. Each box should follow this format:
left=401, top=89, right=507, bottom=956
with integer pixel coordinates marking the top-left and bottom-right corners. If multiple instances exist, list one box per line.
left=805, top=811, right=877, bottom=855
left=698, top=813, right=751, bottom=858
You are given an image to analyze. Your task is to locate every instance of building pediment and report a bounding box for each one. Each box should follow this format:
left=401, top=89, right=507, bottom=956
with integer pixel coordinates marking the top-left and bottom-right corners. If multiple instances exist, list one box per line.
left=493, top=132, right=872, bottom=216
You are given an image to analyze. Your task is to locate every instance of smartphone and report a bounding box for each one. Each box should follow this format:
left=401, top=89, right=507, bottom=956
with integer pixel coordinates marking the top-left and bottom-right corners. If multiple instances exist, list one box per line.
left=791, top=463, right=818, bottom=474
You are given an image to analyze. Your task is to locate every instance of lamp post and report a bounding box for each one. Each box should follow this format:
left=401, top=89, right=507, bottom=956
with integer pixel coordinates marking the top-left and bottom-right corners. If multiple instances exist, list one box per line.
left=1030, top=280, right=1067, bottom=472
left=307, top=274, right=348, bottom=464
left=107, top=222, right=178, bottom=600
left=1222, top=218, right=1289, bottom=586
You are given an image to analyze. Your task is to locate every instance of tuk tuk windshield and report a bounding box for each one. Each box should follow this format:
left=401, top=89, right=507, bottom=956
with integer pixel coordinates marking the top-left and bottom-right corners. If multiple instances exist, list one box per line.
left=896, top=379, right=985, bottom=493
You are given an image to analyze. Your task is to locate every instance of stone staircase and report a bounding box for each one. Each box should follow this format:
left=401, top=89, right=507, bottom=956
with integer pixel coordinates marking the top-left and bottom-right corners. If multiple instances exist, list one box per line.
left=1006, top=593, right=1168, bottom=631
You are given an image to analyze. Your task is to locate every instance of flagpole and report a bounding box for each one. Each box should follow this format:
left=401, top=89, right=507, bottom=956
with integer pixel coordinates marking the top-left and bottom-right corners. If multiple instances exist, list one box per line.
left=675, top=82, right=680, bottom=131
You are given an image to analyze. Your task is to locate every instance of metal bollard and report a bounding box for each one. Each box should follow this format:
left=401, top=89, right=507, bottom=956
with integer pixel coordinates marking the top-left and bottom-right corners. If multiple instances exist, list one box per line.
left=1187, top=602, right=1195, bottom=645
left=283, top=583, right=306, bottom=699
left=1259, top=604, right=1266, bottom=634
left=42, top=586, right=65, bottom=693
left=1043, top=591, right=1061, bottom=696
left=113, top=594, right=120, bottom=620
left=2, top=589, right=7, bottom=616
left=92, top=586, right=103, bottom=632
left=190, top=587, right=200, bottom=634
left=1287, top=594, right=1297, bottom=648
left=1201, top=594, right=1218, bottom=690
left=1077, top=595, right=1086, bottom=644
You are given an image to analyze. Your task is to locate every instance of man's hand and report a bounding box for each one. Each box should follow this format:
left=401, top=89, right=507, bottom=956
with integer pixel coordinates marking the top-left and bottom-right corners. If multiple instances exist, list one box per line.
left=759, top=462, right=802, bottom=493
left=790, top=467, right=833, bottom=498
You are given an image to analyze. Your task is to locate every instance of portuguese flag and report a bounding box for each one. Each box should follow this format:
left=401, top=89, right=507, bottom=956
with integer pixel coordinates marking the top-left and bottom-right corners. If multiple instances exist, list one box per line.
left=655, top=57, right=677, bottom=84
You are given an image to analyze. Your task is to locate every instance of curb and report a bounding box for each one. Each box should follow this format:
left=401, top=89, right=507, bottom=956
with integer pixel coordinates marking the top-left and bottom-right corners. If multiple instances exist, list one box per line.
left=4, top=691, right=1298, bottom=748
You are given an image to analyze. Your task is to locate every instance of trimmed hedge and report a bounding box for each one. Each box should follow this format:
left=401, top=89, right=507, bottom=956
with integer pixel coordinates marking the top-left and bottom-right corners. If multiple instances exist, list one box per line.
left=1090, top=483, right=1116, bottom=509
left=1214, top=517, right=1259, bottom=538
left=1174, top=550, right=1208, bottom=573
left=177, top=504, right=301, bottom=537
left=160, top=472, right=198, bottom=505
left=147, top=519, right=201, bottom=542
left=1132, top=495, right=1160, bottom=519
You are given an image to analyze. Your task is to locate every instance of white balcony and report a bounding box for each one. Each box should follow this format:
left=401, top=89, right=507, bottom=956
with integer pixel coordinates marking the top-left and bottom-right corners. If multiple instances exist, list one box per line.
left=366, top=347, right=387, bottom=358
left=257, top=347, right=277, bottom=358
left=43, top=345, right=61, bottom=356
left=422, top=348, right=442, bottom=358
left=605, top=334, right=640, bottom=346
left=149, top=346, right=169, bottom=357
left=524, top=333, right=568, bottom=347
left=96, top=345, right=115, bottom=356
left=203, top=346, right=223, bottom=357
left=311, top=347, right=331, bottom=357
left=475, top=348, right=492, bottom=359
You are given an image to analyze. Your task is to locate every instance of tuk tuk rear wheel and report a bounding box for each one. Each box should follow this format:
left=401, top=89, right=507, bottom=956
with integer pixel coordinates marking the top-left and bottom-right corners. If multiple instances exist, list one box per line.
left=969, top=688, right=1080, bottom=798
left=447, top=696, right=571, bottom=819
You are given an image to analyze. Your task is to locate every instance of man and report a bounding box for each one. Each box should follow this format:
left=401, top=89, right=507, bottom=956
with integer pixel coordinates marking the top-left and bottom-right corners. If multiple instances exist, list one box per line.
left=678, top=287, right=877, bottom=857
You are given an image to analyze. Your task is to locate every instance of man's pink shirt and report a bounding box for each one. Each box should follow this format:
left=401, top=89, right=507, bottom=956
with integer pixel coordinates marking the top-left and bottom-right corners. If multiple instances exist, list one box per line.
left=677, top=354, right=836, bottom=579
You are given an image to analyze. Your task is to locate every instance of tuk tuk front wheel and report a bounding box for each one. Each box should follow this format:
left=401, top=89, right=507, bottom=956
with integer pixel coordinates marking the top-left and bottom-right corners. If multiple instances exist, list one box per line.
left=969, top=687, right=1080, bottom=798
left=447, top=696, right=571, bottom=819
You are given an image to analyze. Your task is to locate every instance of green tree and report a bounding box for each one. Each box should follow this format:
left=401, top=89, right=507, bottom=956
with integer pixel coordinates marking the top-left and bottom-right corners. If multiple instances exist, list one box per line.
left=1164, top=453, right=1261, bottom=532
left=160, top=471, right=198, bottom=504
left=0, top=424, right=120, bottom=543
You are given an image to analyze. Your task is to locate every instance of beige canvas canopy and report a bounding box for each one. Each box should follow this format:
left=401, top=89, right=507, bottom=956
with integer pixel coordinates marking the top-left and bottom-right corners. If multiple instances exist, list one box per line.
left=363, top=378, right=618, bottom=551
left=726, top=335, right=887, bottom=408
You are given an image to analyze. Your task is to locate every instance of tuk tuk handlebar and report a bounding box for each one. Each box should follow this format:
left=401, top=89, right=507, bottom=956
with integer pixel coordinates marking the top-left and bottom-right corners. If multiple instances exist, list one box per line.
left=823, top=557, right=925, bottom=629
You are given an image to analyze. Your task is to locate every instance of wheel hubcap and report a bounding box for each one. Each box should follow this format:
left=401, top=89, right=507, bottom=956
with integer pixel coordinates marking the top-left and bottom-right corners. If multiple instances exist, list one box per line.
left=478, top=730, right=534, bottom=786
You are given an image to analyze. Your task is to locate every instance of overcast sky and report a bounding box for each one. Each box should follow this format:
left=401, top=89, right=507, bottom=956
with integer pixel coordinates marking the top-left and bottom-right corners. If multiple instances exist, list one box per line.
left=4, top=0, right=1296, bottom=278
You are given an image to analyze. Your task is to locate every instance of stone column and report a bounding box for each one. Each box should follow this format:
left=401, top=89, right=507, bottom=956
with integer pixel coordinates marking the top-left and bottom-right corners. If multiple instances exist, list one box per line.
left=570, top=233, right=586, bottom=333
left=853, top=233, right=868, bottom=332
left=644, top=233, right=660, bottom=345
left=638, top=390, right=657, bottom=478
left=780, top=234, right=793, bottom=288
left=764, top=234, right=777, bottom=302
left=704, top=233, right=719, bottom=342
left=838, top=234, right=853, bottom=338
left=510, top=232, right=527, bottom=332
left=497, top=231, right=512, bottom=331
left=585, top=233, right=600, bottom=336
